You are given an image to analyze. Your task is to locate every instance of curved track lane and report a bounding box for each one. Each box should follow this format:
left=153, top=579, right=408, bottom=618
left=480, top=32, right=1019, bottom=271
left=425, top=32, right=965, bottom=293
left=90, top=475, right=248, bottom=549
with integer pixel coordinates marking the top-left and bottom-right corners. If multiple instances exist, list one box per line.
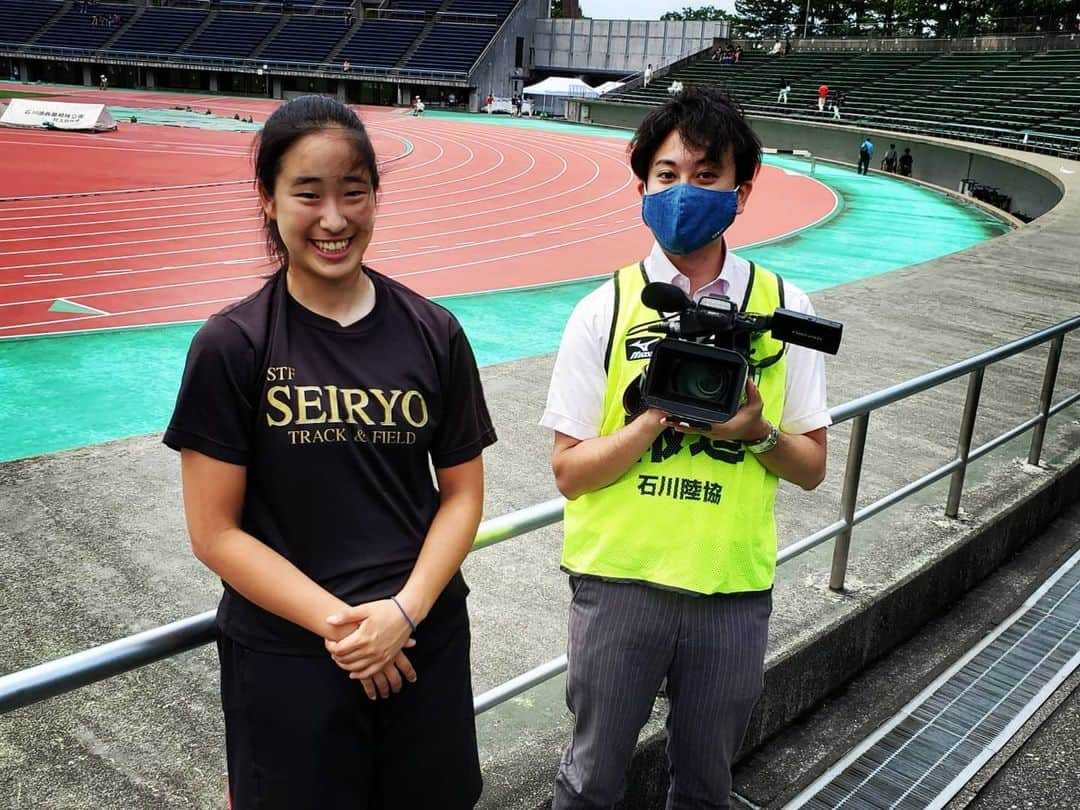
left=0, top=90, right=837, bottom=337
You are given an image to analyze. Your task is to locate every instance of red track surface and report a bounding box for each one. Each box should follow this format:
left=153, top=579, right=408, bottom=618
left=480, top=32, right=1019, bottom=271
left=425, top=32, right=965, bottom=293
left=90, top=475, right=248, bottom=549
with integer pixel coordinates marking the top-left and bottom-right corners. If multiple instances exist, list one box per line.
left=0, top=86, right=837, bottom=337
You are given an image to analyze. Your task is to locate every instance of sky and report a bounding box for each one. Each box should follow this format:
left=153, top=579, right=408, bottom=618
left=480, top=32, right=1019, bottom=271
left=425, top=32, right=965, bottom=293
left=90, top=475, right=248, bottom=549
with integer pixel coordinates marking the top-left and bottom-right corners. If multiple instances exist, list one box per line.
left=578, top=0, right=737, bottom=19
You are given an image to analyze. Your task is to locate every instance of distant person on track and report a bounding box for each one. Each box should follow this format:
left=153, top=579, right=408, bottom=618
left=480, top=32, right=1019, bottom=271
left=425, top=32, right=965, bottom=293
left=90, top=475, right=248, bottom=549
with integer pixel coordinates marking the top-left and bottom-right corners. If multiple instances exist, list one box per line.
left=99, top=74, right=108, bottom=91
left=165, top=95, right=495, bottom=810
left=899, top=146, right=914, bottom=176
left=830, top=89, right=845, bottom=120
left=485, top=92, right=494, bottom=113
left=777, top=76, right=790, bottom=104
left=858, top=135, right=873, bottom=175
left=543, top=85, right=830, bottom=810
left=882, top=143, right=898, bottom=173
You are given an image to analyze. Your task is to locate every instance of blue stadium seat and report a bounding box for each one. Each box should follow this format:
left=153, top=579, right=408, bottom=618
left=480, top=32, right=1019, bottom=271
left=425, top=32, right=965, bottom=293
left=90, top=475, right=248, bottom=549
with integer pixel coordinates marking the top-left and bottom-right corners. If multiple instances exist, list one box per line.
left=405, top=22, right=495, bottom=72
left=259, top=15, right=351, bottom=66
left=395, top=0, right=442, bottom=13
left=108, top=8, right=206, bottom=56
left=34, top=3, right=132, bottom=49
left=447, top=0, right=517, bottom=17
left=337, top=19, right=425, bottom=68
left=183, top=12, right=277, bottom=59
left=0, top=0, right=60, bottom=48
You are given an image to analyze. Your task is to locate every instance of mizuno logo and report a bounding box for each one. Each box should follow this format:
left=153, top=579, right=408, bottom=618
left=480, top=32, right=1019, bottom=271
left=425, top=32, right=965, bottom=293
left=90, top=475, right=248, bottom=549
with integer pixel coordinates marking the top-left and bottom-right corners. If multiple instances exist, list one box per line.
left=626, top=336, right=660, bottom=361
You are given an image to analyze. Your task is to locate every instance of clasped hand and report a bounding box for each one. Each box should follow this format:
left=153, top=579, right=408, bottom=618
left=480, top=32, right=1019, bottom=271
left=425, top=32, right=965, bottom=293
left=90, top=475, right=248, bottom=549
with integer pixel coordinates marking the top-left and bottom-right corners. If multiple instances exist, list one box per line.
left=325, top=598, right=417, bottom=700
left=657, top=377, right=769, bottom=442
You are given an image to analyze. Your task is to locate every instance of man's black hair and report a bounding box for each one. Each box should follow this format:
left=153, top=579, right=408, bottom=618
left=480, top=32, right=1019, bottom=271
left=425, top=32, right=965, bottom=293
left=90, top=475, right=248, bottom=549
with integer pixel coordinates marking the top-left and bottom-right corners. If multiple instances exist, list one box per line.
left=628, top=86, right=761, bottom=186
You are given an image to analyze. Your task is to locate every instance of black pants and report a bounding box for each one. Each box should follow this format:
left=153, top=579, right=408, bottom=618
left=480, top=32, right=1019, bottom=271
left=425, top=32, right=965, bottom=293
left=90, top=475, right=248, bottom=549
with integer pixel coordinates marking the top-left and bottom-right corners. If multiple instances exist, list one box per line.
left=857, top=155, right=870, bottom=175
left=218, top=599, right=481, bottom=810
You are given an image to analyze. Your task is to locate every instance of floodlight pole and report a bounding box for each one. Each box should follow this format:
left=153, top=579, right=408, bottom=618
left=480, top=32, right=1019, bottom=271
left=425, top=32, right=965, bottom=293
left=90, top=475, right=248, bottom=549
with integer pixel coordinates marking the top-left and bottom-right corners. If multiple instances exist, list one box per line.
left=803, top=0, right=811, bottom=38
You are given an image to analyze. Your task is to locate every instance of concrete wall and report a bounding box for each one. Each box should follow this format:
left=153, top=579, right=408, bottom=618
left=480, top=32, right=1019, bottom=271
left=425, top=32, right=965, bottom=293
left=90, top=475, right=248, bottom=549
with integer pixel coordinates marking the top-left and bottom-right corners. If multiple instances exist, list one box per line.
left=468, top=0, right=545, bottom=109
left=532, top=18, right=727, bottom=74
left=573, top=101, right=1065, bottom=219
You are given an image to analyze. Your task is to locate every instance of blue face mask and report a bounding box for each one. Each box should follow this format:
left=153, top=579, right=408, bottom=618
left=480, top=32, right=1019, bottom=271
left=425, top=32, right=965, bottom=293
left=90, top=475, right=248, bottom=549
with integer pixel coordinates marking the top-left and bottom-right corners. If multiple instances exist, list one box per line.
left=641, top=183, right=740, bottom=256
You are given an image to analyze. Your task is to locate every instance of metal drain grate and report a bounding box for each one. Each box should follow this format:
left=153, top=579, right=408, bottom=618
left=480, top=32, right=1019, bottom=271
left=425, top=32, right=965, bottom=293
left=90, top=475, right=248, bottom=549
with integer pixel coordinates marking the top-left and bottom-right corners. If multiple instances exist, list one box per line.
left=785, top=549, right=1080, bottom=810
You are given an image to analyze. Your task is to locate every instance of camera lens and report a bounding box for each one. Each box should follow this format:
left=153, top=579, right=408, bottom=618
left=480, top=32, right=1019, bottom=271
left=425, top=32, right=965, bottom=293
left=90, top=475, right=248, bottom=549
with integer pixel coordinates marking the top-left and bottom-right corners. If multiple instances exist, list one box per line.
left=671, top=358, right=728, bottom=402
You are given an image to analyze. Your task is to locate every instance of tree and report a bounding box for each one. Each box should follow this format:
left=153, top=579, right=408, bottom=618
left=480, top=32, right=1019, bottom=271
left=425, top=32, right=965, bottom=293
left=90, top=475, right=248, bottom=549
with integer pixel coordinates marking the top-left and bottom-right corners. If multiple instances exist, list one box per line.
left=660, top=5, right=738, bottom=21
left=733, top=0, right=797, bottom=35
left=657, top=0, right=1080, bottom=36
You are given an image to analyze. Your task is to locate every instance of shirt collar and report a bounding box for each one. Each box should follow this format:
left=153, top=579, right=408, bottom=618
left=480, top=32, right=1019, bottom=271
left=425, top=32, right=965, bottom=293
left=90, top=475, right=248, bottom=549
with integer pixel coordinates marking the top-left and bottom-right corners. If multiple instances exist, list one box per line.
left=642, top=241, right=750, bottom=307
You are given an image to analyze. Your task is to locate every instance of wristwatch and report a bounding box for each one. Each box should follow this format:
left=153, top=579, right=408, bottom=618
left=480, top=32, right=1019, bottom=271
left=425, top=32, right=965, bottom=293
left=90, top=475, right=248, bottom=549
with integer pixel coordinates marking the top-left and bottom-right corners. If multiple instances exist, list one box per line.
left=744, top=422, right=780, bottom=455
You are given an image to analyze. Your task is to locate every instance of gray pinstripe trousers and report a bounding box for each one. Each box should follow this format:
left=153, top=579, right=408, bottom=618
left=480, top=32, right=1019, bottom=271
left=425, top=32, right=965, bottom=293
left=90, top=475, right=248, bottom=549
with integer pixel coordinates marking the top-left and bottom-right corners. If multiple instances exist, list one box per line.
left=552, top=577, right=772, bottom=810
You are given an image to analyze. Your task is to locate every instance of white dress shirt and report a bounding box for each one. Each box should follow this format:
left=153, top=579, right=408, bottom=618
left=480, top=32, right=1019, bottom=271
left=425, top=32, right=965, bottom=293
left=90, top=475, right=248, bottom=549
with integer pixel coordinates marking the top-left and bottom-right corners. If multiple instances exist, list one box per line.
left=541, top=242, right=831, bottom=440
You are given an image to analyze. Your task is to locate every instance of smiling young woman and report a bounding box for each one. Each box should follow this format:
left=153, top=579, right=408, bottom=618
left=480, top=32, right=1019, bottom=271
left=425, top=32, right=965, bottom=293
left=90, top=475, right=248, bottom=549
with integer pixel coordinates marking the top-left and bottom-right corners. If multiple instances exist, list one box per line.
left=258, top=123, right=378, bottom=324
left=164, top=96, right=497, bottom=810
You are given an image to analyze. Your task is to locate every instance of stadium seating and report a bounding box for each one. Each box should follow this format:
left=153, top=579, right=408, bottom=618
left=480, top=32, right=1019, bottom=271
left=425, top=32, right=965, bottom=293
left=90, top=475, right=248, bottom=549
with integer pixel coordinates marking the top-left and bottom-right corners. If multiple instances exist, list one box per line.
left=1, top=0, right=1073, bottom=153
left=34, top=3, right=133, bottom=50
left=108, top=8, right=206, bottom=56
left=448, top=0, right=518, bottom=17
left=0, top=0, right=59, bottom=48
left=258, top=15, right=352, bottom=66
left=405, top=22, right=496, bottom=72
left=337, top=19, right=425, bottom=68
left=392, top=0, right=443, bottom=14
left=604, top=47, right=1080, bottom=152
left=183, top=11, right=278, bottom=59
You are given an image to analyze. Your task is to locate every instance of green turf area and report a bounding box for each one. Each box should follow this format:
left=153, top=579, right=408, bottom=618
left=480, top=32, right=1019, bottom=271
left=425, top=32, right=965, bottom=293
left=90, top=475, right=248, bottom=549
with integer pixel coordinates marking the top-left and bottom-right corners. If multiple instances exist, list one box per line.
left=742, top=155, right=1010, bottom=286
left=0, top=147, right=1009, bottom=462
left=0, top=90, right=51, bottom=100
left=425, top=110, right=636, bottom=141
left=107, top=106, right=262, bottom=131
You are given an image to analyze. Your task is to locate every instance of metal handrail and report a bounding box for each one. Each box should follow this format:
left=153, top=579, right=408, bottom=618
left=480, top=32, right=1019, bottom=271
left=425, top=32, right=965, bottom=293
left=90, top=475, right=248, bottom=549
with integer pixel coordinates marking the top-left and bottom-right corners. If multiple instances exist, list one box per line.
left=1, top=317, right=1076, bottom=715
left=0, top=43, right=469, bottom=83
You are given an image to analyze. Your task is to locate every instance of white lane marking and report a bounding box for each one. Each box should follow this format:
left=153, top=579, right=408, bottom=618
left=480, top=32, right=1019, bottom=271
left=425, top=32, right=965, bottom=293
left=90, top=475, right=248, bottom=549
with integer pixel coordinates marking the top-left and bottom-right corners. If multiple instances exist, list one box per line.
left=0, top=272, right=265, bottom=308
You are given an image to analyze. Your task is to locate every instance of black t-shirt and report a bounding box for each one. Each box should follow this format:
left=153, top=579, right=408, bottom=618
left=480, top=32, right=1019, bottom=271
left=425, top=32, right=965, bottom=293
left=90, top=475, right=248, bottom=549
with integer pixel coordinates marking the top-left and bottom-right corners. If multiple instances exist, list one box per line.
left=164, top=268, right=497, bottom=653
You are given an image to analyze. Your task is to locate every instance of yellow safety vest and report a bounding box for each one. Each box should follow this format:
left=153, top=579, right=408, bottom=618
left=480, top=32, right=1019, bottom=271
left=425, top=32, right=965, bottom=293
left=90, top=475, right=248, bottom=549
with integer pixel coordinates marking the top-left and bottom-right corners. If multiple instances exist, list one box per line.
left=561, top=261, right=787, bottom=594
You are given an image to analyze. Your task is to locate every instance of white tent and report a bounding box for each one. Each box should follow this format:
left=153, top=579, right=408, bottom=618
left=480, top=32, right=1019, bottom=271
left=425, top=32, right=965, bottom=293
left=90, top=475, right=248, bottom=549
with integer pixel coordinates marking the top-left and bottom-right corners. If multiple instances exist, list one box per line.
left=522, top=76, right=599, bottom=116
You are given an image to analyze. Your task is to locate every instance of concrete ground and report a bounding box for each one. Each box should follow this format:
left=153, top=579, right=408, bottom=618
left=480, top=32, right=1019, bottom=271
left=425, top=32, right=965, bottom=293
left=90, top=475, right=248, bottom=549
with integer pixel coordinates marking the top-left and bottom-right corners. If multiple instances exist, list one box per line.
left=1, top=144, right=1078, bottom=809
left=731, top=499, right=1080, bottom=809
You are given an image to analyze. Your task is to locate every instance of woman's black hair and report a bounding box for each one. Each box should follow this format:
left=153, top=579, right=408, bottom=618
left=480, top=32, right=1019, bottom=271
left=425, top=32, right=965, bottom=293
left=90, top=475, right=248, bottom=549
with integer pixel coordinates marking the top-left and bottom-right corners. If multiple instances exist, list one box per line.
left=253, top=95, right=379, bottom=271
left=628, top=86, right=761, bottom=186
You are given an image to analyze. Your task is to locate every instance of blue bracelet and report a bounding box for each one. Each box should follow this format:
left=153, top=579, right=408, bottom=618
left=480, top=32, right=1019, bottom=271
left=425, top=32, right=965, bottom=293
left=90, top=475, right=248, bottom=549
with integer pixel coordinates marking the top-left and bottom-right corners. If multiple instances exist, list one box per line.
left=390, top=595, right=417, bottom=633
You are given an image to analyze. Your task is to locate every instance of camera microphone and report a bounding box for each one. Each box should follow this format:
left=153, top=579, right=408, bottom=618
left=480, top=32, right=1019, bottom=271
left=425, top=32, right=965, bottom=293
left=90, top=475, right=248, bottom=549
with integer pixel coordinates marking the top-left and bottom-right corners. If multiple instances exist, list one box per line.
left=642, top=282, right=692, bottom=314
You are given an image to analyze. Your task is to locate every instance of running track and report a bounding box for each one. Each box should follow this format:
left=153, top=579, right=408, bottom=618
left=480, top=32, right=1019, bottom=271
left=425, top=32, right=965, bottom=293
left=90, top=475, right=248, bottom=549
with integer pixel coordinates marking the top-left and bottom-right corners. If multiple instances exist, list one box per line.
left=0, top=87, right=838, bottom=337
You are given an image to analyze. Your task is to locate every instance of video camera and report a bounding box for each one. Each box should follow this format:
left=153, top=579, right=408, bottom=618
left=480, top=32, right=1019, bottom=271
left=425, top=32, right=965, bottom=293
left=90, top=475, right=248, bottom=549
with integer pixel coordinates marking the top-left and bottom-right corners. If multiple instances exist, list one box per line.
left=623, top=282, right=843, bottom=428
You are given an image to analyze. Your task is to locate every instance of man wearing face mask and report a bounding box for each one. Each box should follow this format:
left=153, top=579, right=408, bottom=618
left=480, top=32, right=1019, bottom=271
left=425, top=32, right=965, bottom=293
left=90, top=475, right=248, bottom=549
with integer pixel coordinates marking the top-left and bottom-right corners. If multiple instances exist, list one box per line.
left=542, top=86, right=830, bottom=809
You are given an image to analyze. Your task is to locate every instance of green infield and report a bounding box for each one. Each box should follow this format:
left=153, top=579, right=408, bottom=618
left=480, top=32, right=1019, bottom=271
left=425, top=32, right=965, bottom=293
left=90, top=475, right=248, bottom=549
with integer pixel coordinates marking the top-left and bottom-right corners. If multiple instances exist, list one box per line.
left=0, top=90, right=51, bottom=100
